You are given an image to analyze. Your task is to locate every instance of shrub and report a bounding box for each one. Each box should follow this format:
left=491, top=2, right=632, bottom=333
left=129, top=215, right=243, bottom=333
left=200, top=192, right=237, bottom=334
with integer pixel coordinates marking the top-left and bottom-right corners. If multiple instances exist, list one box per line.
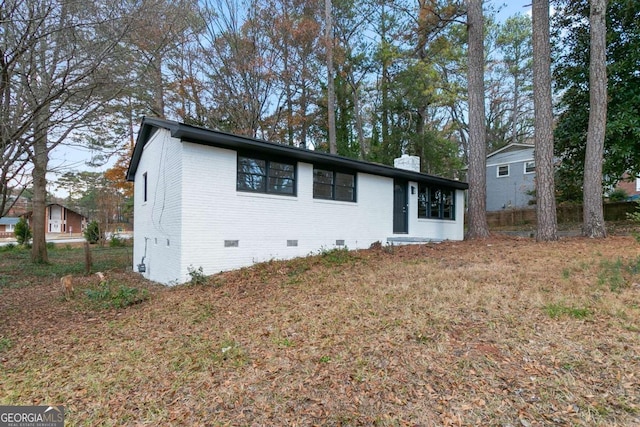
left=187, top=265, right=207, bottom=285
left=608, top=188, right=628, bottom=202
left=84, top=220, right=102, bottom=244
left=109, top=235, right=126, bottom=247
left=14, top=217, right=31, bottom=245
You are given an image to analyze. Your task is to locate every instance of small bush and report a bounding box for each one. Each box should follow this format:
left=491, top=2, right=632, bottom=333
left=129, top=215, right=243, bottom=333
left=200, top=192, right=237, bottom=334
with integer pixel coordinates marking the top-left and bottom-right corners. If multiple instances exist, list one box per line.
left=109, top=235, right=126, bottom=247
left=85, top=280, right=149, bottom=309
left=84, top=220, right=102, bottom=244
left=187, top=265, right=207, bottom=285
left=14, top=218, right=31, bottom=245
left=608, top=188, right=628, bottom=202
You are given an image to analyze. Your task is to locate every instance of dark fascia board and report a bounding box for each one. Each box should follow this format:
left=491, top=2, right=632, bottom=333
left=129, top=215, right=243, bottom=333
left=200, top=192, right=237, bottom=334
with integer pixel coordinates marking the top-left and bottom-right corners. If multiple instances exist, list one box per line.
left=126, top=117, right=468, bottom=190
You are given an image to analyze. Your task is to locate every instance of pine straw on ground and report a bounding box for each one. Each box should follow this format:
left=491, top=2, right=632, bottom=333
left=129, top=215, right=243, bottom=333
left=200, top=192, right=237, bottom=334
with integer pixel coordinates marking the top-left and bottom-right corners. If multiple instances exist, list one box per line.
left=1, top=236, right=639, bottom=426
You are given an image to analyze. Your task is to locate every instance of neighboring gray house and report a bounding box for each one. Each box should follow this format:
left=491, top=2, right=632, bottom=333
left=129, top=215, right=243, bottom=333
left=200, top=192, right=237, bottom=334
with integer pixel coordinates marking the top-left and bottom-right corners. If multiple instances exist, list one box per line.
left=486, top=143, right=535, bottom=212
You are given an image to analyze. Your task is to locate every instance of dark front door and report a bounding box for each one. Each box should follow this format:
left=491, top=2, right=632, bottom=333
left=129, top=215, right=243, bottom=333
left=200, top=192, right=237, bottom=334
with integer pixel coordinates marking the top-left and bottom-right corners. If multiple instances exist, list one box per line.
left=393, top=179, right=408, bottom=233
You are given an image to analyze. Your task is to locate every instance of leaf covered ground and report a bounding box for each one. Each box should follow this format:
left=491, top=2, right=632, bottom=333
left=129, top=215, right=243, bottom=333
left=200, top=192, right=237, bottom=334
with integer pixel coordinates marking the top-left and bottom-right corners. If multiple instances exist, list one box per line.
left=1, top=236, right=639, bottom=426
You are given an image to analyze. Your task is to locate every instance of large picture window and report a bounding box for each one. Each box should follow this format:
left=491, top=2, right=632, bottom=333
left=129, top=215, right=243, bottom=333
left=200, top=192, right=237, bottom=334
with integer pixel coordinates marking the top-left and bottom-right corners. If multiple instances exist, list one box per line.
left=313, top=168, right=356, bottom=202
left=237, top=155, right=295, bottom=195
left=418, top=184, right=455, bottom=220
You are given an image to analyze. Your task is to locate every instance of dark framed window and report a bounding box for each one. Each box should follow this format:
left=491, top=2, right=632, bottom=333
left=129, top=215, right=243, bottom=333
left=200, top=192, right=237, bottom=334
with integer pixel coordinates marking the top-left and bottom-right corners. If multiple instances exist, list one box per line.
left=418, top=183, right=455, bottom=220
left=313, top=167, right=356, bottom=202
left=237, top=155, right=295, bottom=195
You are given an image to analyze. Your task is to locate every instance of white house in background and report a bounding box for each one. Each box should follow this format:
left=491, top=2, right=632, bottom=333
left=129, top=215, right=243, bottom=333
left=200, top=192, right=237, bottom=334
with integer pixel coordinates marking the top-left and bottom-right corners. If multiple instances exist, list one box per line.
left=486, top=143, right=536, bottom=212
left=126, top=117, right=468, bottom=285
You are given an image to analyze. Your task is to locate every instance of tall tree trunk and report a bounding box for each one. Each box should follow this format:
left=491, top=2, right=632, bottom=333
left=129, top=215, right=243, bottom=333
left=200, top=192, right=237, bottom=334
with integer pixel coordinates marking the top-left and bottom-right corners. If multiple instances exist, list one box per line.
left=350, top=78, right=367, bottom=159
left=31, top=107, right=49, bottom=263
left=532, top=0, right=558, bottom=241
left=325, top=0, right=336, bottom=154
left=151, top=54, right=165, bottom=118
left=380, top=2, right=389, bottom=149
left=465, top=0, right=490, bottom=239
left=512, top=72, right=520, bottom=144
left=583, top=0, right=607, bottom=238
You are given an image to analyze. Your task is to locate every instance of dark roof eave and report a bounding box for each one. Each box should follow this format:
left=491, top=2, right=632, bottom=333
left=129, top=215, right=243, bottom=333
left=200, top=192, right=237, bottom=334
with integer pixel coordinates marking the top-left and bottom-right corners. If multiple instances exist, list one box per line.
left=127, top=117, right=469, bottom=190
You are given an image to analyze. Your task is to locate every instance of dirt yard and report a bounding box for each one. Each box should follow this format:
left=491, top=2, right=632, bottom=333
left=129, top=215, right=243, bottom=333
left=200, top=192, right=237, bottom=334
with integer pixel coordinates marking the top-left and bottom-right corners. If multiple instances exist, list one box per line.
left=1, top=235, right=639, bottom=426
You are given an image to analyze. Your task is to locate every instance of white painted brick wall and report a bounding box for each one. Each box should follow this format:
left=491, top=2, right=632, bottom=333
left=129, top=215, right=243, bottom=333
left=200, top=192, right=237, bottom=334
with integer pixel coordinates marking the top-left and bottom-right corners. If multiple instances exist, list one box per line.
left=134, top=136, right=466, bottom=285
left=132, top=129, right=184, bottom=284
left=179, top=144, right=395, bottom=282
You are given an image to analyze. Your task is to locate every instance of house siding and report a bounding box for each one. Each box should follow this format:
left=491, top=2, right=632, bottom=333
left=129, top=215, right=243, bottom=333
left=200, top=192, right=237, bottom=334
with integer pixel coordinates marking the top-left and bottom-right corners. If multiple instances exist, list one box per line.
left=44, top=205, right=86, bottom=234
left=133, top=129, right=184, bottom=284
left=486, top=147, right=536, bottom=212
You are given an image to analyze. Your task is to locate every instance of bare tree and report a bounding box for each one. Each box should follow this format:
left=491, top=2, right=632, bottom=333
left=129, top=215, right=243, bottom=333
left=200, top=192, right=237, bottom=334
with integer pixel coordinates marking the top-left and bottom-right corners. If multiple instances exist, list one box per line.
left=582, top=0, right=607, bottom=238
left=1, top=0, right=133, bottom=262
left=197, top=0, right=278, bottom=137
left=255, top=0, right=322, bottom=147
left=465, top=0, right=489, bottom=239
left=0, top=0, right=34, bottom=216
left=532, top=0, right=557, bottom=241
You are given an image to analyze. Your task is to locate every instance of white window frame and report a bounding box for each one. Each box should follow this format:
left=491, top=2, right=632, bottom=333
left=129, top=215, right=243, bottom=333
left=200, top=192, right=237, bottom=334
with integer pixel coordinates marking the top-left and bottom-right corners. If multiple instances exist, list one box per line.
left=636, top=177, right=640, bottom=191
left=497, top=164, right=510, bottom=177
left=524, top=161, right=535, bottom=174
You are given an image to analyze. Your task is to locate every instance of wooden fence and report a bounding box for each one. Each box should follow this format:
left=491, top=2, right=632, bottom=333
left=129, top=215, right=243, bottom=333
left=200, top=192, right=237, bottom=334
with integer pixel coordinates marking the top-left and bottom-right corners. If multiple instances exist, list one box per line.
left=486, top=201, right=638, bottom=227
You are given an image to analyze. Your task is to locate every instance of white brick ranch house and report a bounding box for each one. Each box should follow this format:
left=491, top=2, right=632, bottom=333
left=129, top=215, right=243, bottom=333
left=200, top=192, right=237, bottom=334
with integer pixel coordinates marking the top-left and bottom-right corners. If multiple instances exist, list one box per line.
left=126, top=117, right=468, bottom=285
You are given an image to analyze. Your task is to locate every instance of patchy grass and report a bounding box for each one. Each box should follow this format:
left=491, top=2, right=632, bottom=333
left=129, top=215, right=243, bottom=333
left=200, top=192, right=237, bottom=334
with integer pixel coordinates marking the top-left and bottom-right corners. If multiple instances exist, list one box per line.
left=542, top=302, right=592, bottom=319
left=0, top=244, right=132, bottom=288
left=84, top=280, right=149, bottom=309
left=0, top=236, right=639, bottom=426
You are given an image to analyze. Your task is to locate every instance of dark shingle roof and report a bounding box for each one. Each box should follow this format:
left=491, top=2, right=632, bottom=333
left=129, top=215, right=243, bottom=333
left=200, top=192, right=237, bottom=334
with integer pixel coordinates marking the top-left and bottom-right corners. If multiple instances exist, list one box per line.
left=126, top=117, right=468, bottom=190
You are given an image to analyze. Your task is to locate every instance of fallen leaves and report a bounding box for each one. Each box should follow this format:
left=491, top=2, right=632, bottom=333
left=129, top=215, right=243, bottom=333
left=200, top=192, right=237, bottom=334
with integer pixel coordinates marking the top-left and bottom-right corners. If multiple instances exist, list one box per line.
left=0, top=236, right=639, bottom=426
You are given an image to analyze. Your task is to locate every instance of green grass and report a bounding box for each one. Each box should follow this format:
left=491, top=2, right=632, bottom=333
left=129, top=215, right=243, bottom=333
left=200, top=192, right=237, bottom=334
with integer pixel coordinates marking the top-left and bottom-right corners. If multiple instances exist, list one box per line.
left=598, top=256, right=640, bottom=292
left=0, top=337, right=12, bottom=352
left=0, top=244, right=132, bottom=288
left=319, top=247, right=359, bottom=267
left=84, top=280, right=149, bottom=309
left=543, top=302, right=592, bottom=319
